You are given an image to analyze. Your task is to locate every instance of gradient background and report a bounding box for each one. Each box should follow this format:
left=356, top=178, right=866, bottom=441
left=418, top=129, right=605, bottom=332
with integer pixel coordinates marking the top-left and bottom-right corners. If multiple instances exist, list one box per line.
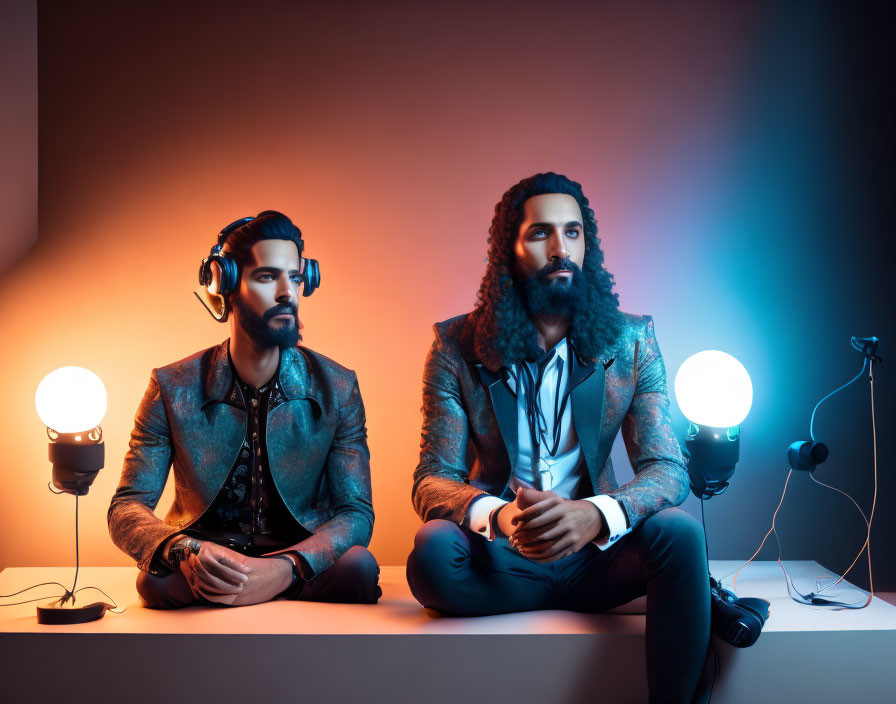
left=1, top=1, right=891, bottom=592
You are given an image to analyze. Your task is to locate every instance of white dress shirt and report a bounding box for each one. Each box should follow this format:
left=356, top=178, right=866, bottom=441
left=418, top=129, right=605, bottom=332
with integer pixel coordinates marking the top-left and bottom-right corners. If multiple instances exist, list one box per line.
left=466, top=338, right=631, bottom=549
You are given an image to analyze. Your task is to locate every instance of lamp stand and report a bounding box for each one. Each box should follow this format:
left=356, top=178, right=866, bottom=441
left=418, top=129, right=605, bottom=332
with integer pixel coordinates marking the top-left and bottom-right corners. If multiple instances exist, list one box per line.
left=36, top=493, right=107, bottom=625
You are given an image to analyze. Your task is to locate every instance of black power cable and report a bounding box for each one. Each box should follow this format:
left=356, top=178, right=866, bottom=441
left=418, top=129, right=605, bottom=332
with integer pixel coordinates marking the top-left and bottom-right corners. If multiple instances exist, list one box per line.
left=0, top=487, right=123, bottom=614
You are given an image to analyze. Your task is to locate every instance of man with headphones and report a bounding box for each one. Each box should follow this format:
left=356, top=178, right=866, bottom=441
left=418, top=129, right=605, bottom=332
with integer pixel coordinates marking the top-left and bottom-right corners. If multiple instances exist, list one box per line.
left=109, top=211, right=380, bottom=607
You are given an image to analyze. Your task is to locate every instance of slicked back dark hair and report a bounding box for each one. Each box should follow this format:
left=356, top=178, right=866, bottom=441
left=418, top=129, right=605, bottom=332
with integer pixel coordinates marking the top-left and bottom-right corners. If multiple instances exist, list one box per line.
left=220, top=210, right=304, bottom=288
left=469, top=172, right=624, bottom=367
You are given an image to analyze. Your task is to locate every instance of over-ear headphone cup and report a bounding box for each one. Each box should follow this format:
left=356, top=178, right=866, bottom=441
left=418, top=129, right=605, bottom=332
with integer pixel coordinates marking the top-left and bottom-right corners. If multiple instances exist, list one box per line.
left=198, top=260, right=211, bottom=287
left=302, top=258, right=320, bottom=297
left=788, top=441, right=829, bottom=471
left=738, top=598, right=769, bottom=623
left=723, top=611, right=763, bottom=647
left=711, top=586, right=768, bottom=647
left=217, top=255, right=239, bottom=296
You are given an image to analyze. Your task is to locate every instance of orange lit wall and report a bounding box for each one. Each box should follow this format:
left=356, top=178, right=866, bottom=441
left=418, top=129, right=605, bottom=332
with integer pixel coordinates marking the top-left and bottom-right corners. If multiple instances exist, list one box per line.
left=2, top=2, right=891, bottom=585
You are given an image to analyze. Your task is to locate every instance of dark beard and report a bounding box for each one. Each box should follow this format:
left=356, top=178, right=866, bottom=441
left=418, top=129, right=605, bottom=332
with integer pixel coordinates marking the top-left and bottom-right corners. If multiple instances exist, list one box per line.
left=232, top=296, right=302, bottom=351
left=518, top=258, right=588, bottom=318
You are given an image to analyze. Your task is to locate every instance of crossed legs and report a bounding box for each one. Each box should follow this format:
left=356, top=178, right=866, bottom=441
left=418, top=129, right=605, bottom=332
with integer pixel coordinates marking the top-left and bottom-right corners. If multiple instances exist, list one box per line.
left=407, top=508, right=710, bottom=703
left=137, top=545, right=382, bottom=609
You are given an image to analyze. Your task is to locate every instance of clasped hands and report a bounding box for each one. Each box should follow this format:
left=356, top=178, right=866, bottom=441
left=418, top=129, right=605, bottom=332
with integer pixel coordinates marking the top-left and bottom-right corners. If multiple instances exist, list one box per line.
left=495, top=486, right=604, bottom=563
left=166, top=537, right=293, bottom=606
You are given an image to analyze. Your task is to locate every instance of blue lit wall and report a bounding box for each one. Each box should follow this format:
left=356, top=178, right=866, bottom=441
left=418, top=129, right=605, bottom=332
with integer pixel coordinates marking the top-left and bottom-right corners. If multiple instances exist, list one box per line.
left=611, top=2, right=892, bottom=591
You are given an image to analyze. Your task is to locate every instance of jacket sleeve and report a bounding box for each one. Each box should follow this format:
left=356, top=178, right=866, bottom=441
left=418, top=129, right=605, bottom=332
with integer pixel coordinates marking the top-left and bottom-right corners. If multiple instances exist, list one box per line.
left=411, top=335, right=486, bottom=524
left=107, top=371, right=180, bottom=571
left=281, top=372, right=374, bottom=577
left=607, top=316, right=690, bottom=531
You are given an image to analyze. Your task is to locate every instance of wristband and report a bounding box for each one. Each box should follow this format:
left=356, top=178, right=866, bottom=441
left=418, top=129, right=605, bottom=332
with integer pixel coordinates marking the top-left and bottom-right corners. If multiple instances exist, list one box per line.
left=489, top=505, right=508, bottom=540
left=272, top=555, right=300, bottom=596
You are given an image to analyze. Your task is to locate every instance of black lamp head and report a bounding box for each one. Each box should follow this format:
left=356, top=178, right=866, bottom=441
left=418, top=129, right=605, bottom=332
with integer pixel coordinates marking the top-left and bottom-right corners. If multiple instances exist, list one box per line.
left=47, top=427, right=105, bottom=495
left=684, top=423, right=741, bottom=500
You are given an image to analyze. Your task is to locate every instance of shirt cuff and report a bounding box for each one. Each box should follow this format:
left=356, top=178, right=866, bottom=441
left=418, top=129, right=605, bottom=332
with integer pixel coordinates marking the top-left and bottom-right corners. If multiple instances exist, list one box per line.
left=584, top=495, right=631, bottom=550
left=466, top=495, right=509, bottom=541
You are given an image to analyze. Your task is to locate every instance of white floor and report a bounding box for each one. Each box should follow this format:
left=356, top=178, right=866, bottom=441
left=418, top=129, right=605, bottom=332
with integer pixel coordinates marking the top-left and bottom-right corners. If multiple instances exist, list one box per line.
left=1, top=561, right=894, bottom=703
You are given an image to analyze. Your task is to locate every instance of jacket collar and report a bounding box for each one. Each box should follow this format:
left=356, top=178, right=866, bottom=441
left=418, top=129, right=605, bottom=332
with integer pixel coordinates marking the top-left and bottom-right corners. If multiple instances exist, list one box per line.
left=201, top=340, right=322, bottom=409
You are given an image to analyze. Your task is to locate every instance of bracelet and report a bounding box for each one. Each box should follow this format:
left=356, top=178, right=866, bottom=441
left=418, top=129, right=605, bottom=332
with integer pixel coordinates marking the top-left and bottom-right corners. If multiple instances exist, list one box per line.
left=167, top=537, right=202, bottom=570
left=489, top=505, right=508, bottom=540
left=272, top=555, right=299, bottom=596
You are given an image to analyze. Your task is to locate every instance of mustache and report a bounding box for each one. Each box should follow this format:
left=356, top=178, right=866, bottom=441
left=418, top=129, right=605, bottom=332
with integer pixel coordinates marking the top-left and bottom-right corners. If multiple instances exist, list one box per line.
left=263, top=303, right=298, bottom=322
left=536, top=258, right=581, bottom=280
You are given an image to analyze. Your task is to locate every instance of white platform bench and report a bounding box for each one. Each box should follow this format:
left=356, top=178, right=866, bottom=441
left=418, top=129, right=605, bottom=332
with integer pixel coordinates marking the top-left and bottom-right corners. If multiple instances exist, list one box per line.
left=1, top=561, right=894, bottom=703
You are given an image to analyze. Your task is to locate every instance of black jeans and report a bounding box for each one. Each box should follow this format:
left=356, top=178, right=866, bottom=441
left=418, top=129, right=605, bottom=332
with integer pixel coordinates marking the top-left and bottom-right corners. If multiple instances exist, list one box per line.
left=137, top=545, right=381, bottom=608
left=406, top=508, right=710, bottom=704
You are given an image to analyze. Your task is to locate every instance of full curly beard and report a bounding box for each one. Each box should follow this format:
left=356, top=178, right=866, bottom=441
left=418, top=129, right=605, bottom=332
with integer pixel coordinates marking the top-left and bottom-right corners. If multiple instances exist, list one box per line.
left=232, top=296, right=302, bottom=351
left=518, top=259, right=588, bottom=318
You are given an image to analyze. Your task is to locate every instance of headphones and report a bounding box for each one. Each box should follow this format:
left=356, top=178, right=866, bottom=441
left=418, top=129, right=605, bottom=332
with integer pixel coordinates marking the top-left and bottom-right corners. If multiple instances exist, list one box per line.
left=196, top=215, right=321, bottom=322
left=787, top=439, right=829, bottom=471
left=710, top=577, right=769, bottom=647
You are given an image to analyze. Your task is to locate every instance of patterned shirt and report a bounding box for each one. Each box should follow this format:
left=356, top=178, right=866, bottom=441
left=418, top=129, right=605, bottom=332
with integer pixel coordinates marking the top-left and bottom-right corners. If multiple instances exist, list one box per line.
left=188, top=358, right=309, bottom=556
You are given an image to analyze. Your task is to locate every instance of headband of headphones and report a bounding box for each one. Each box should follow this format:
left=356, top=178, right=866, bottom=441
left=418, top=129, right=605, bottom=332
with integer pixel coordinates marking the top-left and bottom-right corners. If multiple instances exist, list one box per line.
left=195, top=214, right=321, bottom=322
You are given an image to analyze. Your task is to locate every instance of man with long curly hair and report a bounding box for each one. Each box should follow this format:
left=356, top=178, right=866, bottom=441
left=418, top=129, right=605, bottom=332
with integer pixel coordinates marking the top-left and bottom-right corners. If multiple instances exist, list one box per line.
left=407, top=173, right=710, bottom=702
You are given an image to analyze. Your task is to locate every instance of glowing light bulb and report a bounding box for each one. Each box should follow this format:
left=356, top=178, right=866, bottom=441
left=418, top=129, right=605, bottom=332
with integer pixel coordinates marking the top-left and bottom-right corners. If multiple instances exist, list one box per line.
left=674, top=351, right=752, bottom=428
left=35, top=367, right=107, bottom=433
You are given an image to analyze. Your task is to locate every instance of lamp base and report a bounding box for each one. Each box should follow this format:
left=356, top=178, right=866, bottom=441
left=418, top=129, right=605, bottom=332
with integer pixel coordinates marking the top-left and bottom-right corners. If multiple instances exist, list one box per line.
left=36, top=600, right=107, bottom=625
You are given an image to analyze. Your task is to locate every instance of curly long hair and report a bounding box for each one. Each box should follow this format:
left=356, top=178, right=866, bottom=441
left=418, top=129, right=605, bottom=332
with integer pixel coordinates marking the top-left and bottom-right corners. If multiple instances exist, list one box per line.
left=467, top=172, right=624, bottom=368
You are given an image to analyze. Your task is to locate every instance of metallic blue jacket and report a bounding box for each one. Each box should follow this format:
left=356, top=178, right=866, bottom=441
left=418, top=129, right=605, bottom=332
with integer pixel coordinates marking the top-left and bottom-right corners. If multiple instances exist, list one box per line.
left=412, top=311, right=689, bottom=531
left=108, top=340, right=373, bottom=576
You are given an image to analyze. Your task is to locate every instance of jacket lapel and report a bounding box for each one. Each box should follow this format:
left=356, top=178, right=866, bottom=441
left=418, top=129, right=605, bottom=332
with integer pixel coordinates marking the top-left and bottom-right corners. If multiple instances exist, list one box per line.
left=267, top=347, right=328, bottom=504
left=195, top=341, right=246, bottom=499
left=570, top=352, right=608, bottom=486
left=475, top=343, right=612, bottom=480
left=476, top=364, right=518, bottom=467
left=200, top=340, right=235, bottom=410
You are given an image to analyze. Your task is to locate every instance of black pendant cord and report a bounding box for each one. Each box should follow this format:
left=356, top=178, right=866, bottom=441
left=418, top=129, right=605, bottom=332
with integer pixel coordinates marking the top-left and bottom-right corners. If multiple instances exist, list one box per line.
left=511, top=356, right=544, bottom=472
left=521, top=360, right=548, bottom=462
left=519, top=351, right=572, bottom=470
left=544, top=359, right=573, bottom=457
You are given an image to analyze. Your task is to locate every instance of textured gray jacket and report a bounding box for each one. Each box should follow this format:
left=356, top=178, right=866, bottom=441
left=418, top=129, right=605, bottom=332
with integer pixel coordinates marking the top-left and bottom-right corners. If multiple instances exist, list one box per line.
left=412, top=311, right=689, bottom=531
left=109, top=340, right=373, bottom=577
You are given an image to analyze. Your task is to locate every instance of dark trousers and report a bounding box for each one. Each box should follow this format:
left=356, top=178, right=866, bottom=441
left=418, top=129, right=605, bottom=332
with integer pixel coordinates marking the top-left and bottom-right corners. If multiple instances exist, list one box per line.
left=406, top=508, right=710, bottom=704
left=137, top=545, right=382, bottom=609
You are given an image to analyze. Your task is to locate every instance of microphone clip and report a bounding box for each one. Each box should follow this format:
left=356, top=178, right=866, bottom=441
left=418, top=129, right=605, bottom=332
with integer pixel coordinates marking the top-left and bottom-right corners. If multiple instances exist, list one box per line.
left=851, top=336, right=882, bottom=364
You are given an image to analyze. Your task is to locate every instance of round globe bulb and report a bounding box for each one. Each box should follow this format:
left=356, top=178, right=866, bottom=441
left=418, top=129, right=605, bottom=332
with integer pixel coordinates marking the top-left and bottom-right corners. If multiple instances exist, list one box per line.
left=674, top=351, right=752, bottom=428
left=35, top=366, right=107, bottom=433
